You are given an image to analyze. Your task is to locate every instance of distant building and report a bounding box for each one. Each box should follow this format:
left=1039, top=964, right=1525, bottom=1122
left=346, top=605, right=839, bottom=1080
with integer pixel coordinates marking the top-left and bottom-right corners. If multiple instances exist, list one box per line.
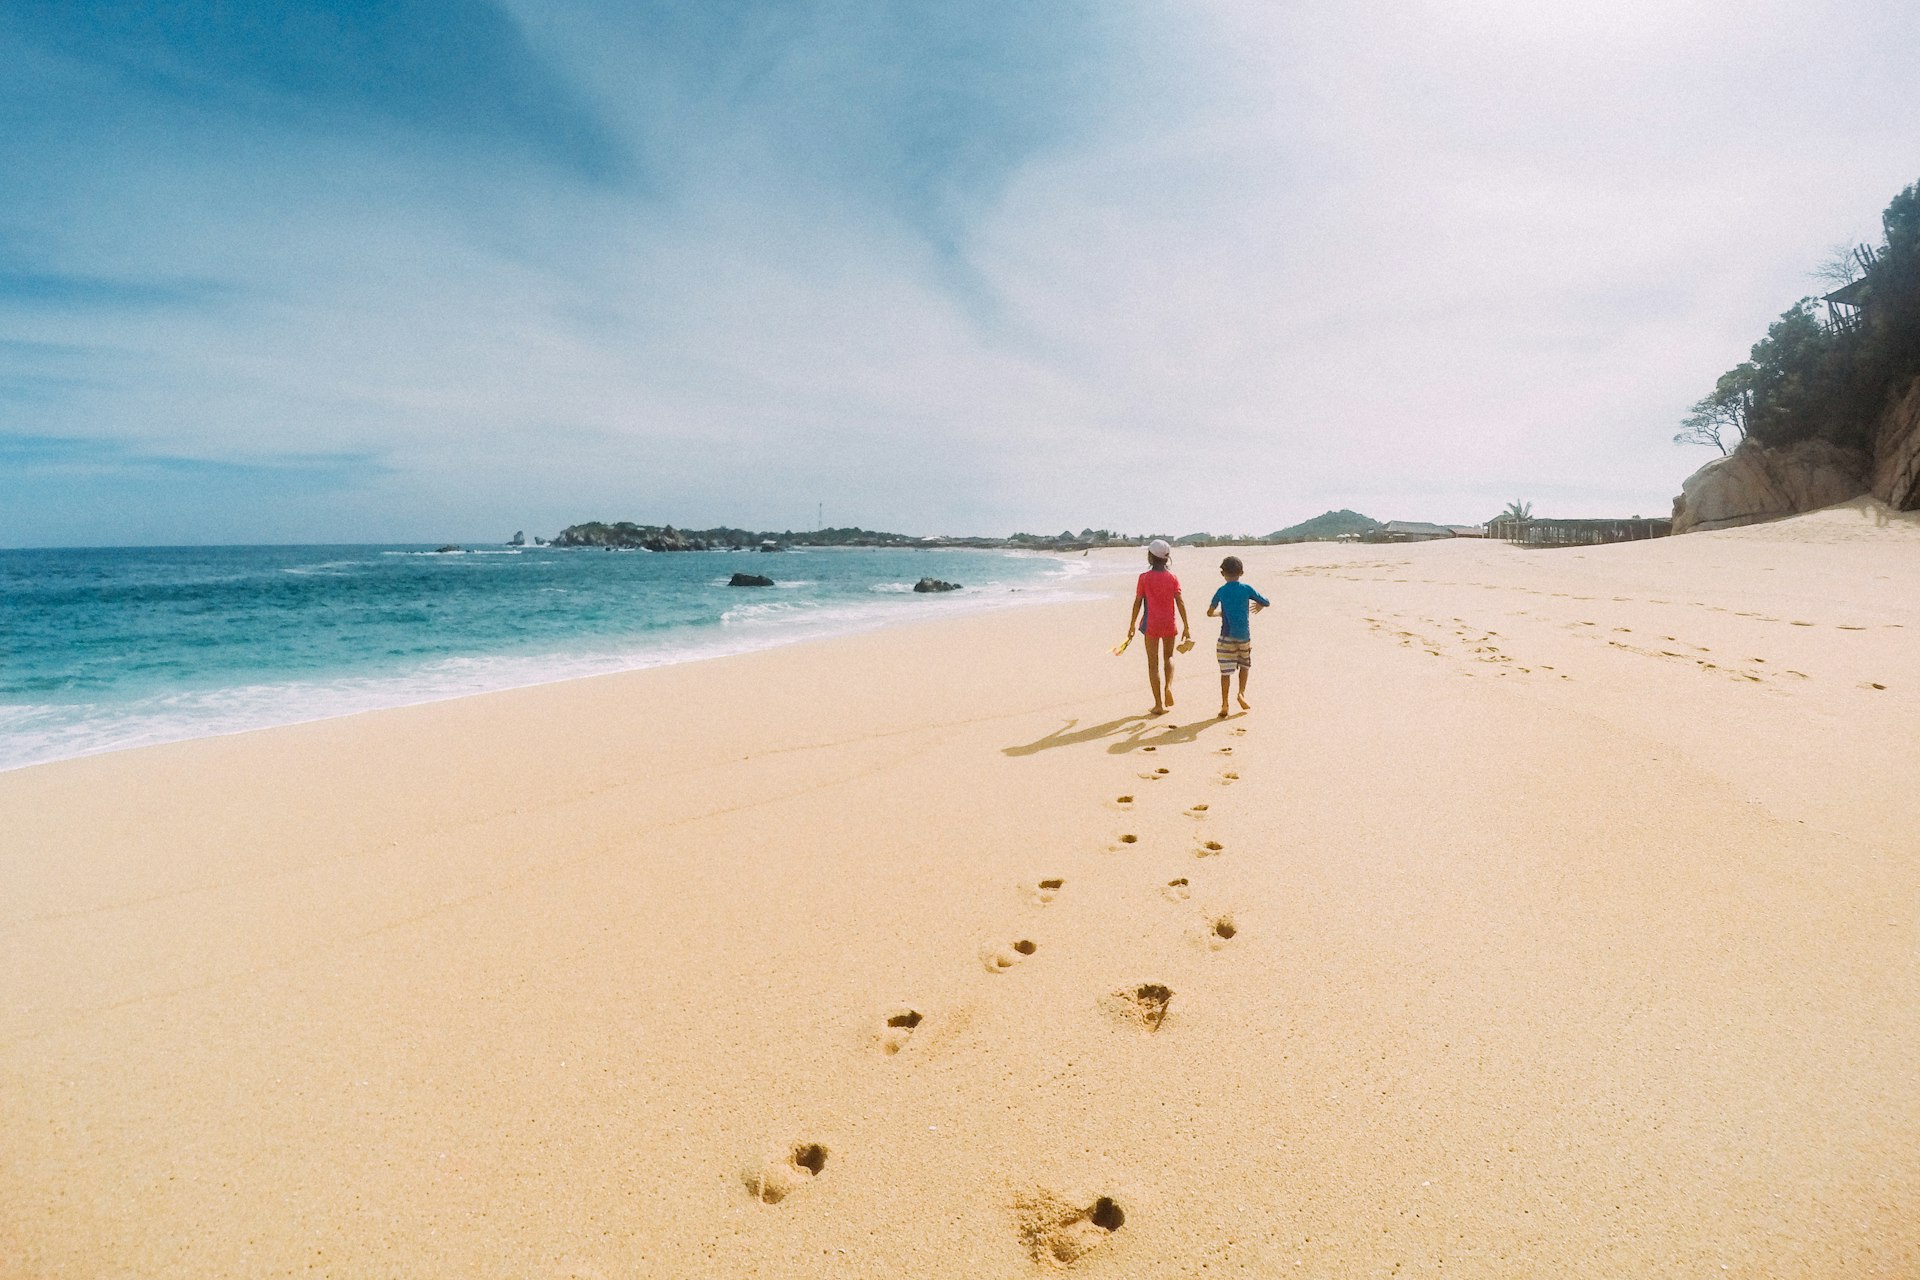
left=1373, top=520, right=1455, bottom=542
left=1485, top=515, right=1671, bottom=545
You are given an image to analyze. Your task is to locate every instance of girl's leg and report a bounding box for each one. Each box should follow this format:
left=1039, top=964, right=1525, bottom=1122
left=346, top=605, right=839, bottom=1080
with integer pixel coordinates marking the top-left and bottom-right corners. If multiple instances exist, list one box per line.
left=1144, top=635, right=1166, bottom=712
left=1162, top=641, right=1176, bottom=706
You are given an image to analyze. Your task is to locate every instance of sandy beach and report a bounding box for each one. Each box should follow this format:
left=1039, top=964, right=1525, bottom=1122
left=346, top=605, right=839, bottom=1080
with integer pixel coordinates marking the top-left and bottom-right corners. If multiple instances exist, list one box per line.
left=4, top=500, right=1918, bottom=1278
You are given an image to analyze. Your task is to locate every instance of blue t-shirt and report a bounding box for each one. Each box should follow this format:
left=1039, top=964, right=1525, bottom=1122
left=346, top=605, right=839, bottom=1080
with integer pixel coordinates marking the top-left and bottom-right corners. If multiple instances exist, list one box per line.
left=1209, top=580, right=1270, bottom=641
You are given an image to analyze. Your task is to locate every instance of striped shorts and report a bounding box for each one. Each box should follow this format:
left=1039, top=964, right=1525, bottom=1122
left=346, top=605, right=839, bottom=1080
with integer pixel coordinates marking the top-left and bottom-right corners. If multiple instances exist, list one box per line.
left=1216, top=637, right=1252, bottom=673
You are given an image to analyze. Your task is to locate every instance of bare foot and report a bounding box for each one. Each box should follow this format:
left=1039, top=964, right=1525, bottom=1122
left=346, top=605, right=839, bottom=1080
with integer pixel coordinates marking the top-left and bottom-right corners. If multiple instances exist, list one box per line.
left=1165, top=687, right=1175, bottom=707
left=1217, top=706, right=1229, bottom=718
left=1237, top=694, right=1251, bottom=711
left=1149, top=704, right=1167, bottom=716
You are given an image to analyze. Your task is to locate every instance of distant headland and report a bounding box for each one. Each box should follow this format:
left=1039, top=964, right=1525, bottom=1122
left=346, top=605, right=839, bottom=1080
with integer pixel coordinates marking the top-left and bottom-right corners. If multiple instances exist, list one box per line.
left=541, top=512, right=1392, bottom=553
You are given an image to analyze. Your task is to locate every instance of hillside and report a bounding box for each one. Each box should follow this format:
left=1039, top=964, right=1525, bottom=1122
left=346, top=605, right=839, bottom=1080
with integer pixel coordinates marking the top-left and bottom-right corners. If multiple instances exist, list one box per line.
left=1266, top=509, right=1383, bottom=541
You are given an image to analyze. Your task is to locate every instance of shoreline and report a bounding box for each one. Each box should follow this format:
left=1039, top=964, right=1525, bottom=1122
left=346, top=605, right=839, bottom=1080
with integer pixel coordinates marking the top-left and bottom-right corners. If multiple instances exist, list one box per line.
left=0, top=546, right=1113, bottom=775
left=4, top=505, right=1917, bottom=1276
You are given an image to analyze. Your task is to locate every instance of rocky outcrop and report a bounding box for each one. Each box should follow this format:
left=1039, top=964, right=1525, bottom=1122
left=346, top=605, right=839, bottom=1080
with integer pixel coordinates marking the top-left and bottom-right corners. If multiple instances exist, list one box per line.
left=1869, top=375, right=1920, bottom=510
left=1671, top=439, right=1871, bottom=534
left=508, top=530, right=525, bottom=546
left=551, top=523, right=731, bottom=551
left=913, top=577, right=961, bottom=593
left=433, top=544, right=462, bottom=553
left=728, top=572, right=775, bottom=587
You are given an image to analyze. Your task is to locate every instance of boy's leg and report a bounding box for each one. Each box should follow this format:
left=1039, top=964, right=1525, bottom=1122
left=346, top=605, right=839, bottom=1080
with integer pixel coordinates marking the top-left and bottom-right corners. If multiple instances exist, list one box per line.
left=1218, top=671, right=1231, bottom=717
left=1237, top=648, right=1252, bottom=710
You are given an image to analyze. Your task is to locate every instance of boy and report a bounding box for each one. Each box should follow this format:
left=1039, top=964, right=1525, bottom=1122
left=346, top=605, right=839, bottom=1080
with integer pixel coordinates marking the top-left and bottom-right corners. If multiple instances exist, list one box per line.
left=1126, top=539, right=1191, bottom=715
left=1206, top=556, right=1269, bottom=718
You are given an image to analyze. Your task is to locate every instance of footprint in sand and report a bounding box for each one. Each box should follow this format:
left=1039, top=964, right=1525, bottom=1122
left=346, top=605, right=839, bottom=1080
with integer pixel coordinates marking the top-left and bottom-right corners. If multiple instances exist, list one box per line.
left=1162, top=878, right=1191, bottom=902
left=1185, top=803, right=1209, bottom=819
left=1208, top=916, right=1237, bottom=950
left=1014, top=1192, right=1127, bottom=1266
left=1111, top=793, right=1135, bottom=810
left=745, top=1142, right=830, bottom=1204
left=1195, top=840, right=1224, bottom=858
left=1212, top=747, right=1233, bottom=757
left=983, top=939, right=1038, bottom=972
left=1110, top=833, right=1139, bottom=851
left=1032, top=877, right=1065, bottom=905
left=1103, top=983, right=1173, bottom=1032
left=1230, top=727, right=1246, bottom=736
left=1217, top=771, right=1239, bottom=786
left=881, top=1009, right=923, bottom=1055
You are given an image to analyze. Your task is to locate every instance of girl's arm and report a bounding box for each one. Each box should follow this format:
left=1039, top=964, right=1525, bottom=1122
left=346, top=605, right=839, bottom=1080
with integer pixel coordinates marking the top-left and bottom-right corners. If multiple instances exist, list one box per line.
left=1175, top=593, right=1191, bottom=638
left=1128, top=596, right=1143, bottom=635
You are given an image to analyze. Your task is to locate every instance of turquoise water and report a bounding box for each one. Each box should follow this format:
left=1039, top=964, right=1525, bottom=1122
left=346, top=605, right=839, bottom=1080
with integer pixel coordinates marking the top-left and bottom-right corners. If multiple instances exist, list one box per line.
left=0, top=544, right=1091, bottom=770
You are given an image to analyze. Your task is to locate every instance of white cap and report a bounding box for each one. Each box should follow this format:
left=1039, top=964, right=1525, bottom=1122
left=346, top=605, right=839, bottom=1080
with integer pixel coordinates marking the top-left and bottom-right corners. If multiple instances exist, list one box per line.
left=1147, top=538, right=1172, bottom=558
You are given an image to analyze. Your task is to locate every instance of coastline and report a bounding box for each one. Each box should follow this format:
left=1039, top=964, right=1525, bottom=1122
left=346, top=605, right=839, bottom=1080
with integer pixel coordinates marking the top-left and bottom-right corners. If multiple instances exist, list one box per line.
left=4, top=504, right=1918, bottom=1276
left=0, top=545, right=1106, bottom=774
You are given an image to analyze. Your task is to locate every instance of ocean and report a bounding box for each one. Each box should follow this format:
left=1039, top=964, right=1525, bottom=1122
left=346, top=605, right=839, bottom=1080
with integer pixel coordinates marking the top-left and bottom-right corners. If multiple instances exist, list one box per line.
left=0, top=543, right=1094, bottom=772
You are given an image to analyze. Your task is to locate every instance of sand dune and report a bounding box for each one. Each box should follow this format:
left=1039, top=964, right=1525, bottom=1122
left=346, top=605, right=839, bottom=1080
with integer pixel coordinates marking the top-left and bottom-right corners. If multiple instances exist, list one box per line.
left=3, top=500, right=1917, bottom=1277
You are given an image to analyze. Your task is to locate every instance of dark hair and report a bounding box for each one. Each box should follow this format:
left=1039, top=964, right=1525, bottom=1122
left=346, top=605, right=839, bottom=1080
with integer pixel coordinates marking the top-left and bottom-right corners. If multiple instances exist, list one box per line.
left=1219, top=556, right=1244, bottom=575
left=1148, top=552, right=1168, bottom=568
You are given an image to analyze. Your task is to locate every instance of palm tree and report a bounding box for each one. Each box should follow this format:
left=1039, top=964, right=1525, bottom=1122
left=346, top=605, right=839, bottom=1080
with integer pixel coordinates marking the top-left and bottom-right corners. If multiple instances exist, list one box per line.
left=1495, top=500, right=1534, bottom=544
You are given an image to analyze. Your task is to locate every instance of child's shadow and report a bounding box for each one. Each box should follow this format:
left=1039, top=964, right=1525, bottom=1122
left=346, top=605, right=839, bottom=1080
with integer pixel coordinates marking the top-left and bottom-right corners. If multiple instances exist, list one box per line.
left=1108, top=714, right=1243, bottom=754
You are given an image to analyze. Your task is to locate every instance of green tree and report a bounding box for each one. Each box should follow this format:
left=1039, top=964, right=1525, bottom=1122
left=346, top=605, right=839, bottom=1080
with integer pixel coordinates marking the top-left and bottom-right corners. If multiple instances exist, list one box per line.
left=1674, top=364, right=1753, bottom=454
left=1679, top=176, right=1920, bottom=459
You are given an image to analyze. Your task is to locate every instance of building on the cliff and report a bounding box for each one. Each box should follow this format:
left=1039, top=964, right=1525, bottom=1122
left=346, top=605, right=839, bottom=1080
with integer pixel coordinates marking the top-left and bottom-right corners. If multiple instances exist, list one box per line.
left=1821, top=244, right=1878, bottom=335
left=1824, top=277, right=1870, bottom=335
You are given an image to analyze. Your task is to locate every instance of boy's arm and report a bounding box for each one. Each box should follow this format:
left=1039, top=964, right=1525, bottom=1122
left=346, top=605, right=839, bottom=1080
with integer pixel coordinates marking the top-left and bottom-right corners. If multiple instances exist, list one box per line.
left=1207, top=586, right=1222, bottom=617
left=1250, top=587, right=1271, bottom=612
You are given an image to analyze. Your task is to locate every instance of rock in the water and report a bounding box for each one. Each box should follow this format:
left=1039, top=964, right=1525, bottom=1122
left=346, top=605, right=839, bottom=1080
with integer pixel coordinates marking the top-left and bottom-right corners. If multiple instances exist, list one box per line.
left=912, top=577, right=961, bottom=593
left=728, top=572, right=775, bottom=587
left=1671, top=438, right=1871, bottom=534
left=1869, top=374, right=1920, bottom=511
left=433, top=544, right=462, bottom=553
left=508, top=530, right=525, bottom=546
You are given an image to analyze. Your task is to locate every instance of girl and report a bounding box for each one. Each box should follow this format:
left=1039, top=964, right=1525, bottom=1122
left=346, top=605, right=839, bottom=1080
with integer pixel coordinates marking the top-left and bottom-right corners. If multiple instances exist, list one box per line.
left=1126, top=539, right=1191, bottom=714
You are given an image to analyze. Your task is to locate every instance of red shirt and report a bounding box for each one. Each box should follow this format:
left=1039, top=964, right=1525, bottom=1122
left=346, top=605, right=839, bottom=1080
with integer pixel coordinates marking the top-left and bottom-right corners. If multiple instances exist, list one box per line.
left=1136, top=569, right=1182, bottom=637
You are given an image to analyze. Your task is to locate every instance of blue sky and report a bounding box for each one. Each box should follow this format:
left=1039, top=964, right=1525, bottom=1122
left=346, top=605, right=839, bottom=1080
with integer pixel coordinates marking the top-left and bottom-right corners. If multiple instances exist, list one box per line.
left=3, top=0, right=1917, bottom=545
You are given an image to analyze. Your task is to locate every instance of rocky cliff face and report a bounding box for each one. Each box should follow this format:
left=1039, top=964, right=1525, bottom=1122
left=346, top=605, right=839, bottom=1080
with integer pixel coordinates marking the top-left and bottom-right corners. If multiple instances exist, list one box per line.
left=1673, top=373, right=1920, bottom=532
left=1869, top=376, right=1920, bottom=510
left=1671, top=439, right=1871, bottom=534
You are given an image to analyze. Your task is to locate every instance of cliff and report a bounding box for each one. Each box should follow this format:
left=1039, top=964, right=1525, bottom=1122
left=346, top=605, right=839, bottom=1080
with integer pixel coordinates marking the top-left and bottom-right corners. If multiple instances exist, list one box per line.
left=1673, top=373, right=1920, bottom=532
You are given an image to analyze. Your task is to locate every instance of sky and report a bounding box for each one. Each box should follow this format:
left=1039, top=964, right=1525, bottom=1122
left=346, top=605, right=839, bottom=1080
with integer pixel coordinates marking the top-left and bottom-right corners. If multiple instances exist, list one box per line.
left=2, top=0, right=1917, bottom=546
